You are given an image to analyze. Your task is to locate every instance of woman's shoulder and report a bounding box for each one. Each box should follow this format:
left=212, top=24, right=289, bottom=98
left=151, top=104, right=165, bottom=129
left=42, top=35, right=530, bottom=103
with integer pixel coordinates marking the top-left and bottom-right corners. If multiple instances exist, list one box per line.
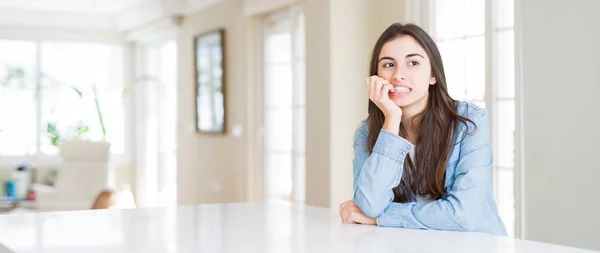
left=354, top=120, right=369, bottom=144
left=454, top=101, right=491, bottom=144
left=355, top=120, right=369, bottom=135
left=455, top=101, right=488, bottom=121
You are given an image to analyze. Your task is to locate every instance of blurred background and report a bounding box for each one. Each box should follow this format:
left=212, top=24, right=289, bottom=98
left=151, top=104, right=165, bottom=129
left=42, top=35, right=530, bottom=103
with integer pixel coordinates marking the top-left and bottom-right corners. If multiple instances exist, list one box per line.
left=0, top=0, right=598, bottom=251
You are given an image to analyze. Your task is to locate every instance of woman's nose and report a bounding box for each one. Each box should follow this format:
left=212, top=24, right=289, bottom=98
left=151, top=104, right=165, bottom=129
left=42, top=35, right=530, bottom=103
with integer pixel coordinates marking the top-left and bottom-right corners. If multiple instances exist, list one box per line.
left=393, top=67, right=407, bottom=81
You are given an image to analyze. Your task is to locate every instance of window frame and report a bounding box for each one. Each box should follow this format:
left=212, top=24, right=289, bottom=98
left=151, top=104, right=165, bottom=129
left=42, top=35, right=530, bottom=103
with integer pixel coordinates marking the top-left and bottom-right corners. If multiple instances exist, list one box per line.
left=0, top=32, right=128, bottom=169
left=411, top=0, right=520, bottom=238
left=256, top=5, right=306, bottom=204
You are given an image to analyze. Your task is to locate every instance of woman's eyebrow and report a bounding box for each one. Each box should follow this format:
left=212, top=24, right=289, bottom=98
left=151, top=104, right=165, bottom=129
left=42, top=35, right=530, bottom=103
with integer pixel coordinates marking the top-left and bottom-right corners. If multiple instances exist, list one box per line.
left=406, top=53, right=425, bottom=59
left=378, top=56, right=395, bottom=62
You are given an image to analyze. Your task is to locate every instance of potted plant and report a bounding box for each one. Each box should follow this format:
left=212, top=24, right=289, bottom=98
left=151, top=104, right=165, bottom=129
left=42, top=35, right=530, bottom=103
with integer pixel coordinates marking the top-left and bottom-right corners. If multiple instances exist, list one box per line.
left=45, top=83, right=111, bottom=160
left=1, top=66, right=111, bottom=154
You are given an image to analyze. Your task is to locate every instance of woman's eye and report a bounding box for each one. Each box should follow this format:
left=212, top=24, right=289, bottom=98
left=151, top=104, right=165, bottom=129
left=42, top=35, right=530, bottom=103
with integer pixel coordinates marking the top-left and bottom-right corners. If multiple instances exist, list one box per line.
left=383, top=62, right=394, bottom=68
left=409, top=61, right=420, bottom=66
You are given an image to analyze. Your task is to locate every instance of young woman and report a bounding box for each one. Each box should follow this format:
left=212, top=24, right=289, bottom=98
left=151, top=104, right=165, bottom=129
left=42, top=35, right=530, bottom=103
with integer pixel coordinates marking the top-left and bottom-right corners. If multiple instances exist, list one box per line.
left=338, top=23, right=507, bottom=236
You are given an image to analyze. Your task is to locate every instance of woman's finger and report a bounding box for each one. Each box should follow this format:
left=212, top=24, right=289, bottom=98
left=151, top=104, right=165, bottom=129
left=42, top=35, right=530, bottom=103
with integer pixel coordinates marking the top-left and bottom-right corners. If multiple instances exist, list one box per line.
left=366, top=76, right=375, bottom=101
left=379, top=83, right=394, bottom=102
left=338, top=201, right=348, bottom=219
left=344, top=210, right=354, bottom=224
left=373, top=78, right=385, bottom=102
left=367, top=76, right=380, bottom=101
left=345, top=211, right=360, bottom=224
left=371, top=77, right=381, bottom=102
left=340, top=205, right=350, bottom=223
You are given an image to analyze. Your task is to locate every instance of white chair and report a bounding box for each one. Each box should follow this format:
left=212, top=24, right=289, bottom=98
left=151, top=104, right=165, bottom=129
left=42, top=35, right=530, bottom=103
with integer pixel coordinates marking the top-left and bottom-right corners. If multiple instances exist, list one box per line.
left=32, top=140, right=111, bottom=211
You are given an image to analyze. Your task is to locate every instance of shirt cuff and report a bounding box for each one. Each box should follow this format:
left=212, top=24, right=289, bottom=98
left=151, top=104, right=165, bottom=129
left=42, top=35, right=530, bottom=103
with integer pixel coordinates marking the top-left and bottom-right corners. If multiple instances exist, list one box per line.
left=372, top=129, right=414, bottom=162
left=376, top=202, right=417, bottom=228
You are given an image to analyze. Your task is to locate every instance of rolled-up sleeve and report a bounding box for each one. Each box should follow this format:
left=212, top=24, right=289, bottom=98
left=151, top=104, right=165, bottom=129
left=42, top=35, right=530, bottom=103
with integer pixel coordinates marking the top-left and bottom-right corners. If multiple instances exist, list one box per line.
left=352, top=122, right=413, bottom=218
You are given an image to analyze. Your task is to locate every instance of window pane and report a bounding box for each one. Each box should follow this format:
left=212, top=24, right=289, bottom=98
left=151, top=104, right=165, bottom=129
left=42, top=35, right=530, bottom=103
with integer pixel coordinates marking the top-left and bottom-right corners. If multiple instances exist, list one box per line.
left=266, top=152, right=292, bottom=201
left=438, top=40, right=466, bottom=100
left=0, top=40, right=37, bottom=155
left=497, top=0, right=514, bottom=29
left=293, top=107, right=305, bottom=153
left=265, top=32, right=291, bottom=64
left=265, top=108, right=292, bottom=152
left=265, top=64, right=292, bottom=107
left=472, top=100, right=487, bottom=109
left=158, top=41, right=178, bottom=152
left=464, top=0, right=485, bottom=36
left=498, top=99, right=515, bottom=168
left=293, top=60, right=305, bottom=107
left=497, top=30, right=515, bottom=99
left=294, top=13, right=305, bottom=60
left=432, top=0, right=465, bottom=40
left=292, top=155, right=305, bottom=203
left=498, top=168, right=515, bottom=237
left=39, top=42, right=124, bottom=154
left=464, top=36, right=486, bottom=101
left=264, top=9, right=305, bottom=204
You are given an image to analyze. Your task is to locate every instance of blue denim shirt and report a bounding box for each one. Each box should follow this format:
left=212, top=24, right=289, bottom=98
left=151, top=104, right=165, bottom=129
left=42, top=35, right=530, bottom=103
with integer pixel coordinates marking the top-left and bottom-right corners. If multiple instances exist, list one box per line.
left=353, top=102, right=507, bottom=236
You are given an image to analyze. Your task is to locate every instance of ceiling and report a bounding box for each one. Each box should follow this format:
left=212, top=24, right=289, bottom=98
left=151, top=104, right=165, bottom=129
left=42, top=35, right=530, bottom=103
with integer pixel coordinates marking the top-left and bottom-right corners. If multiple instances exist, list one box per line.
left=0, top=0, right=146, bottom=14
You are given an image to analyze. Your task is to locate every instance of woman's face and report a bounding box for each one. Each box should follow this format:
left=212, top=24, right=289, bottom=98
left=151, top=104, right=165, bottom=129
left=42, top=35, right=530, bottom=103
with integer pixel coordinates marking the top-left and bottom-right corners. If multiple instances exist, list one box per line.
left=377, top=35, right=436, bottom=109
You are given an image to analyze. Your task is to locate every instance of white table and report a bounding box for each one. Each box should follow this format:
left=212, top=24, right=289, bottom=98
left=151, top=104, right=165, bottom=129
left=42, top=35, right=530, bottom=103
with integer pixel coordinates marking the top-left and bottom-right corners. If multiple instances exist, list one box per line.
left=0, top=202, right=596, bottom=253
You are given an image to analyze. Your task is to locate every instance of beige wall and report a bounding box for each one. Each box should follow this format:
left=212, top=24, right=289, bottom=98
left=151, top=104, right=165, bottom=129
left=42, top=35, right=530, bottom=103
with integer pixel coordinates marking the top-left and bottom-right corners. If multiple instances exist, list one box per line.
left=176, top=0, right=407, bottom=207
left=304, top=0, right=332, bottom=207
left=329, top=0, right=376, bottom=208
left=305, top=0, right=406, bottom=208
left=177, top=0, right=249, bottom=205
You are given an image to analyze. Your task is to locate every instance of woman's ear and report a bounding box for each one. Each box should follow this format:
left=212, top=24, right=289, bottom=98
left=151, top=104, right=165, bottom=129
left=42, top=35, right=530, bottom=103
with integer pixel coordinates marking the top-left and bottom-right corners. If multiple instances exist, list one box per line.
left=429, top=77, right=437, bottom=85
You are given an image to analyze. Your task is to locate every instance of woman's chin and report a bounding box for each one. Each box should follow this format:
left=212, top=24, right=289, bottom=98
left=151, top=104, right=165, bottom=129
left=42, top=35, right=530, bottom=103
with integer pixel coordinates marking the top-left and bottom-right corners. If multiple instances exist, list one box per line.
left=391, top=98, right=411, bottom=108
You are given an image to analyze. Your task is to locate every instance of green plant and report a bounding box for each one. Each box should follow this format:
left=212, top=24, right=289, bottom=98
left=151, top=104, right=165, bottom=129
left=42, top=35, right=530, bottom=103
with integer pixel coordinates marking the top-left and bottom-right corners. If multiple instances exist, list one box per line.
left=92, top=85, right=106, bottom=138
left=46, top=121, right=90, bottom=146
left=46, top=122, right=60, bottom=146
left=1, top=66, right=106, bottom=146
left=0, top=66, right=26, bottom=87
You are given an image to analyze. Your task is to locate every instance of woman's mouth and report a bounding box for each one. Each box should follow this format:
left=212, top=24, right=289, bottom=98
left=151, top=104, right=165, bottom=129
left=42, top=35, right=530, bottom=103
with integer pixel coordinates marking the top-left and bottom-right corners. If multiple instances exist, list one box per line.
left=392, top=86, right=411, bottom=93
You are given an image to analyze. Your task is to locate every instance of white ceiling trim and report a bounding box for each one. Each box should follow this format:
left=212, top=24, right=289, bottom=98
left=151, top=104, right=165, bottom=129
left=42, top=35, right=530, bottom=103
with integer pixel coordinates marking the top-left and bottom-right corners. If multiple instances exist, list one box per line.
left=185, top=0, right=227, bottom=14
left=0, top=26, right=125, bottom=43
left=116, top=0, right=228, bottom=31
left=243, top=0, right=300, bottom=16
left=0, top=0, right=231, bottom=32
left=0, top=0, right=145, bottom=14
left=125, top=16, right=183, bottom=43
left=115, top=0, right=166, bottom=31
left=0, top=8, right=117, bottom=31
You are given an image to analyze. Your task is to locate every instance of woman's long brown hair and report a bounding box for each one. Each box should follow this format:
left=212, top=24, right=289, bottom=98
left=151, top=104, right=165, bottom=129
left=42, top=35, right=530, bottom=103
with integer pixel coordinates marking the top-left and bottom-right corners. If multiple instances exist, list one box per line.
left=367, top=23, right=476, bottom=202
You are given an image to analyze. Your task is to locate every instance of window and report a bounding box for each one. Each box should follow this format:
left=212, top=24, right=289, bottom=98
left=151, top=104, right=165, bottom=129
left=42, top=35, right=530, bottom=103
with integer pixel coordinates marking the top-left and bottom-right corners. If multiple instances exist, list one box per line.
left=0, top=40, right=124, bottom=158
left=263, top=7, right=306, bottom=203
left=429, top=0, right=516, bottom=236
left=0, top=40, right=37, bottom=156
left=493, top=0, right=516, bottom=238
left=133, top=40, right=178, bottom=207
left=432, top=0, right=486, bottom=107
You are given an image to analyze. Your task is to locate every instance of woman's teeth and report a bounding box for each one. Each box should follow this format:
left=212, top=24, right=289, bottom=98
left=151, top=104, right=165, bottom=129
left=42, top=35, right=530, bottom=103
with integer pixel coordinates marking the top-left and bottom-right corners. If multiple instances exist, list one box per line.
left=393, top=87, right=410, bottom=92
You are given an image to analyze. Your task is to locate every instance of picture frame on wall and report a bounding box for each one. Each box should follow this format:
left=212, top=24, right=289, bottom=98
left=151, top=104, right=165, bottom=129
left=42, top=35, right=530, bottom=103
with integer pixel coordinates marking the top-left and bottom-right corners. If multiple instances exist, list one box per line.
left=194, top=29, right=226, bottom=134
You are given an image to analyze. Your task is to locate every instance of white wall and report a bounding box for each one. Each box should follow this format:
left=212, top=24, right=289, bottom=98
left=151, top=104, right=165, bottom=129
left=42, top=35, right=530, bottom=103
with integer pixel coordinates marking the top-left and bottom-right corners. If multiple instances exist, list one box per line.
left=519, top=0, right=600, bottom=250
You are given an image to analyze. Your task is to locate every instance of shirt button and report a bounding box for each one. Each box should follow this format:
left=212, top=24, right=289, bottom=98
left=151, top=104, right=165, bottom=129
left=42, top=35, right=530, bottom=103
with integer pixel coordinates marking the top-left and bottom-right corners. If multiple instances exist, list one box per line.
left=402, top=151, right=406, bottom=155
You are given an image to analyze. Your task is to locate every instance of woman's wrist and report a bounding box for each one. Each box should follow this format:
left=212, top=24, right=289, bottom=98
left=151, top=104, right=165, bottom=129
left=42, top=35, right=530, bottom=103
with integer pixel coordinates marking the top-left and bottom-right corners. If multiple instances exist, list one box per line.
left=382, top=118, right=401, bottom=135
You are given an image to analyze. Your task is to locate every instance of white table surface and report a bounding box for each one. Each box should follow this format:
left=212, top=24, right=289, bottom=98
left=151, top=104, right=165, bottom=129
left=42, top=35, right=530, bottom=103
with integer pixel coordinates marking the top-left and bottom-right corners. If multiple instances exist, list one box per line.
left=0, top=202, right=597, bottom=253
